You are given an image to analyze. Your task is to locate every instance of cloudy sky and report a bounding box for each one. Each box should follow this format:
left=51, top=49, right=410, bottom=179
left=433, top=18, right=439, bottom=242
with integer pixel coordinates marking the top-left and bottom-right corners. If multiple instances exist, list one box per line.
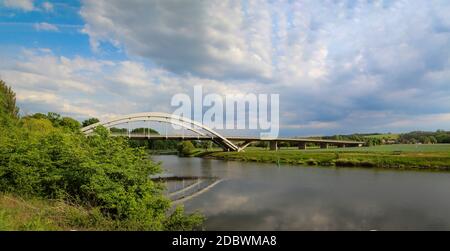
left=1, top=0, right=450, bottom=136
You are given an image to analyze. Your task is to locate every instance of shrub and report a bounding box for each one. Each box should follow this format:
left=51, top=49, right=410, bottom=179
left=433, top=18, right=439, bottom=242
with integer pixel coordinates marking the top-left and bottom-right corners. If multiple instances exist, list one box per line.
left=177, top=141, right=195, bottom=157
left=0, top=119, right=203, bottom=230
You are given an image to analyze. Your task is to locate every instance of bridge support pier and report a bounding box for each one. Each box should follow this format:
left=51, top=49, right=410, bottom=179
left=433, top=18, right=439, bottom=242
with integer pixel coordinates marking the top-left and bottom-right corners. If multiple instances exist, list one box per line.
left=270, top=141, right=278, bottom=151
left=320, top=143, right=329, bottom=149
left=338, top=144, right=346, bottom=148
left=298, top=142, right=307, bottom=150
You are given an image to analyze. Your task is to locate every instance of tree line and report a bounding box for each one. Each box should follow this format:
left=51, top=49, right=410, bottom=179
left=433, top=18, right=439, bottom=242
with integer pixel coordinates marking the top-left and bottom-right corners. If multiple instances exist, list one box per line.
left=323, top=132, right=450, bottom=145
left=398, top=131, right=450, bottom=144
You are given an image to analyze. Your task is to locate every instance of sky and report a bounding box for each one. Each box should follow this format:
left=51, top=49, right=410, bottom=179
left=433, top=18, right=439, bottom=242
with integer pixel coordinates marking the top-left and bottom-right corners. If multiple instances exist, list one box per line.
left=0, top=0, right=450, bottom=136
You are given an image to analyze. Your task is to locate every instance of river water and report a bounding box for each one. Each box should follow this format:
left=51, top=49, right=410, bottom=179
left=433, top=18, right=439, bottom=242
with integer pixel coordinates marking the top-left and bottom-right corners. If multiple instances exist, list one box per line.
left=153, top=155, right=450, bottom=230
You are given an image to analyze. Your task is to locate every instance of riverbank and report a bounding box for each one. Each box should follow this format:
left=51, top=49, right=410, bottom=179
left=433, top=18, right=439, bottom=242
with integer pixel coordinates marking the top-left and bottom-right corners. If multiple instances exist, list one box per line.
left=200, top=144, right=450, bottom=171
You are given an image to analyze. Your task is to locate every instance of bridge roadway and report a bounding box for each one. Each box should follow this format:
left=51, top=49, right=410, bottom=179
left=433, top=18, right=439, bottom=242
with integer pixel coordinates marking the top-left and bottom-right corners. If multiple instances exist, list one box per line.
left=110, top=133, right=365, bottom=150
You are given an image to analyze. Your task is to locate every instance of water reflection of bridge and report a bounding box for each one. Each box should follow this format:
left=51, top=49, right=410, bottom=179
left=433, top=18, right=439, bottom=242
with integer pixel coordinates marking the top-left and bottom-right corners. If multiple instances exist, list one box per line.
left=152, top=176, right=222, bottom=204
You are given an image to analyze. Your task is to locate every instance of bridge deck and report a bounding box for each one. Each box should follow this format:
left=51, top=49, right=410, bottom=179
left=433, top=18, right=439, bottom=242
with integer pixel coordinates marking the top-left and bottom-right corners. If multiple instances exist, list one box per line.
left=109, top=133, right=365, bottom=146
left=82, top=112, right=364, bottom=151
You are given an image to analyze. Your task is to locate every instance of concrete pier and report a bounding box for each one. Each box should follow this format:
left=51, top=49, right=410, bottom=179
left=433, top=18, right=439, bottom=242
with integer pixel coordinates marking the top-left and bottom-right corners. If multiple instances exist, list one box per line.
left=270, top=141, right=278, bottom=151
left=298, top=142, right=307, bottom=150
left=320, top=143, right=329, bottom=149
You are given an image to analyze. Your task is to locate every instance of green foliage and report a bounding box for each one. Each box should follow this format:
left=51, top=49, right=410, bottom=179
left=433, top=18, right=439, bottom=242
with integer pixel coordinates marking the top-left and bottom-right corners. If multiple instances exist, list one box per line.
left=278, top=142, right=291, bottom=148
left=23, top=112, right=81, bottom=132
left=46, top=112, right=62, bottom=126
left=60, top=117, right=81, bottom=132
left=0, top=114, right=203, bottom=230
left=148, top=140, right=179, bottom=150
left=131, top=127, right=159, bottom=135
left=82, top=118, right=100, bottom=127
left=177, top=141, right=195, bottom=156
left=399, top=131, right=450, bottom=144
left=108, top=127, right=160, bottom=136
left=163, top=206, right=204, bottom=231
left=0, top=80, right=19, bottom=127
left=0, top=80, right=19, bottom=120
left=200, top=141, right=213, bottom=150
left=366, top=137, right=382, bottom=146
left=25, top=113, right=48, bottom=120
left=110, top=127, right=127, bottom=134
left=322, top=131, right=450, bottom=145
left=254, top=141, right=269, bottom=148
left=190, top=140, right=216, bottom=151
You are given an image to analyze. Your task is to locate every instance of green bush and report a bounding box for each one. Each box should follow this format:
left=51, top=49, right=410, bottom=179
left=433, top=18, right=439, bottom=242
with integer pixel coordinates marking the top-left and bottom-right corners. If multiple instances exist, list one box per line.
left=0, top=117, right=203, bottom=230
left=0, top=80, right=19, bottom=120
left=177, top=141, right=195, bottom=157
left=0, top=82, right=203, bottom=230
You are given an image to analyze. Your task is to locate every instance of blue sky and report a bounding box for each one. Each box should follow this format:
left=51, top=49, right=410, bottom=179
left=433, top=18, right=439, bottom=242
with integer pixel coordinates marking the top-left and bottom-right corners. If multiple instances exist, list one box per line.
left=1, top=0, right=450, bottom=136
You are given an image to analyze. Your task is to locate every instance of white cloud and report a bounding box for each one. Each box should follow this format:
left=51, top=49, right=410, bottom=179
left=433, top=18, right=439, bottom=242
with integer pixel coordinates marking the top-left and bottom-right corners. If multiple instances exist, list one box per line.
left=41, top=1, right=53, bottom=12
left=3, top=0, right=450, bottom=135
left=0, top=49, right=249, bottom=121
left=2, top=0, right=34, bottom=11
left=34, top=22, right=59, bottom=32
left=0, top=50, right=114, bottom=119
left=383, top=113, right=450, bottom=130
left=15, top=89, right=107, bottom=119
left=283, top=121, right=339, bottom=130
left=80, top=0, right=273, bottom=80
left=15, top=89, right=59, bottom=104
left=1, top=45, right=449, bottom=135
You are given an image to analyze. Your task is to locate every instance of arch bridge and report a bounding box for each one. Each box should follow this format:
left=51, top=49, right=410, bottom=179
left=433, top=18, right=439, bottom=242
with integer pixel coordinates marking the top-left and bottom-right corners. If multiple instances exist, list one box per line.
left=81, top=112, right=365, bottom=152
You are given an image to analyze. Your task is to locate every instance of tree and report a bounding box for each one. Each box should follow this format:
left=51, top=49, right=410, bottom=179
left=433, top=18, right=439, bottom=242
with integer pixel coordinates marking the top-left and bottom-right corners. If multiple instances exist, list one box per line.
left=200, top=141, right=213, bottom=150
left=46, top=112, right=62, bottom=127
left=332, top=135, right=343, bottom=140
left=255, top=141, right=268, bottom=148
left=429, top=136, right=437, bottom=144
left=177, top=141, right=195, bottom=156
left=148, top=140, right=178, bottom=150
left=0, top=80, right=19, bottom=119
left=60, top=117, right=81, bottom=132
left=131, top=127, right=159, bottom=135
left=82, top=117, right=100, bottom=127
left=24, top=112, right=80, bottom=132
left=26, top=113, right=48, bottom=120
left=110, top=127, right=127, bottom=134
left=21, top=117, right=54, bottom=133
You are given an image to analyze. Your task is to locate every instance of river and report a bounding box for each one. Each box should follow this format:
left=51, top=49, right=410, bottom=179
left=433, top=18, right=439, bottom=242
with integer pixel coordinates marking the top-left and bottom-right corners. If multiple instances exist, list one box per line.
left=153, top=155, right=450, bottom=230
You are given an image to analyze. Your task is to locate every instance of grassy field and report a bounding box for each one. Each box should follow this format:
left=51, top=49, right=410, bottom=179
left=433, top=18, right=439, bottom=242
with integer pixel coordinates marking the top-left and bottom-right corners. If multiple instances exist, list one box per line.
left=0, top=194, right=94, bottom=230
left=203, top=144, right=450, bottom=171
left=0, top=193, right=129, bottom=231
left=303, top=144, right=450, bottom=152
